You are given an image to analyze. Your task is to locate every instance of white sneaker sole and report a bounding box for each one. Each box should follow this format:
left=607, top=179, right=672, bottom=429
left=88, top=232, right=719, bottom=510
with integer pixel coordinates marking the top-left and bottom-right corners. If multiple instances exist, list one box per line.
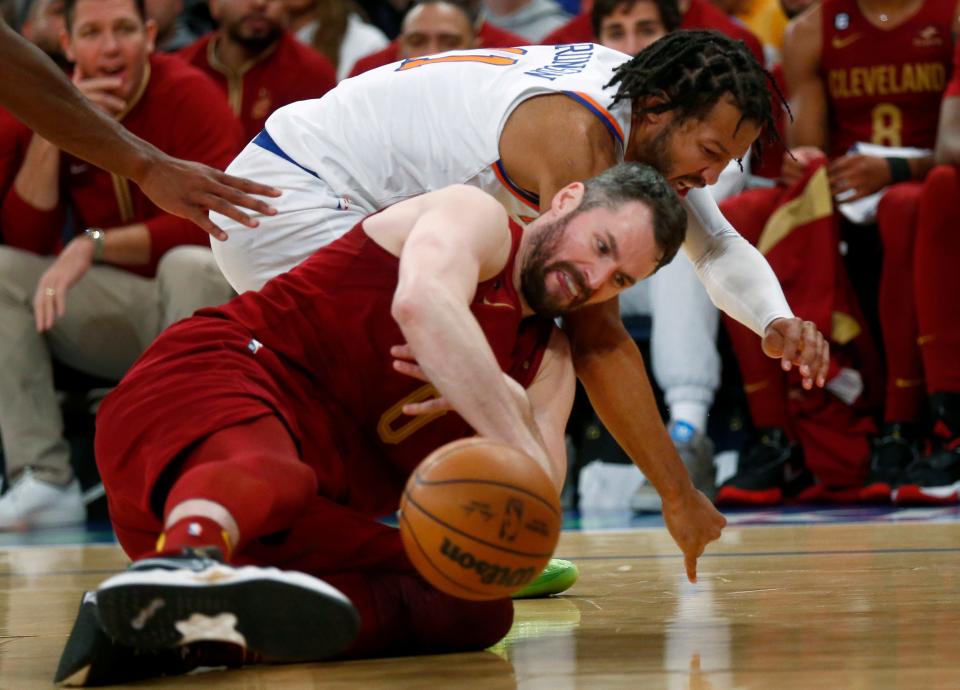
left=96, top=565, right=360, bottom=662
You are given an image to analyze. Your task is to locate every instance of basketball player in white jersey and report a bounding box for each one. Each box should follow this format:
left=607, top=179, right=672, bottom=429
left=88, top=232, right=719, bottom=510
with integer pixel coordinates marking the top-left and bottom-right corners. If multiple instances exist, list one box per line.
left=210, top=31, right=829, bottom=583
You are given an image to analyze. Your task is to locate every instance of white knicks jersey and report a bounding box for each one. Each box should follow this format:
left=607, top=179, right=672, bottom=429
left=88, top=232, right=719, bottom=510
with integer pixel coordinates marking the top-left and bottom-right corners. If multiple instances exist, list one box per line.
left=263, top=43, right=633, bottom=225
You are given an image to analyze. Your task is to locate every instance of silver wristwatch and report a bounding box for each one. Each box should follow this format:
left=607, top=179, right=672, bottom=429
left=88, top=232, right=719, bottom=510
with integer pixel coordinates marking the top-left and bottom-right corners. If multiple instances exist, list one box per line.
left=84, top=228, right=105, bottom=262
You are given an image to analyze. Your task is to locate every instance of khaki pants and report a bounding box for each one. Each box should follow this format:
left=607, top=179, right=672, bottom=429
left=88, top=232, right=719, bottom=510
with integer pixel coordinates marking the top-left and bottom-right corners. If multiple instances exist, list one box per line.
left=0, top=245, right=235, bottom=484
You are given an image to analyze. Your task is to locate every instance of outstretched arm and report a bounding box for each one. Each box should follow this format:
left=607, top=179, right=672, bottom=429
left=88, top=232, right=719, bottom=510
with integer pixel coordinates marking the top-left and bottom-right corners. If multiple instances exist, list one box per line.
left=523, top=328, right=577, bottom=495
left=398, top=325, right=579, bottom=497
left=563, top=302, right=726, bottom=582
left=501, top=102, right=728, bottom=581
left=683, top=187, right=829, bottom=388
left=389, top=186, right=559, bottom=489
left=0, top=19, right=278, bottom=235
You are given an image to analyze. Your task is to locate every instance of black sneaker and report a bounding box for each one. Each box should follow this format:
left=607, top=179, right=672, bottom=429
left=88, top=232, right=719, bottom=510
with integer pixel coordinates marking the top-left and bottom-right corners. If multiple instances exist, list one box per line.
left=861, top=424, right=918, bottom=502
left=55, top=591, right=246, bottom=686
left=94, top=550, right=360, bottom=664
left=896, top=395, right=960, bottom=505
left=896, top=447, right=960, bottom=505
left=715, top=428, right=813, bottom=506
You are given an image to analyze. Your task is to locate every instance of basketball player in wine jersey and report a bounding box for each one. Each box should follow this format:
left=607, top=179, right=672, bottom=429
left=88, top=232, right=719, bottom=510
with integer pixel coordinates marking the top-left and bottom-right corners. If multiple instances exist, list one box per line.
left=55, top=166, right=706, bottom=685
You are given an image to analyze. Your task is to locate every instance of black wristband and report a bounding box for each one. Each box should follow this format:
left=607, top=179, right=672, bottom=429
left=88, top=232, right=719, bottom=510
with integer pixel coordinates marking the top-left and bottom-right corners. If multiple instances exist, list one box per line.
left=886, top=157, right=911, bottom=184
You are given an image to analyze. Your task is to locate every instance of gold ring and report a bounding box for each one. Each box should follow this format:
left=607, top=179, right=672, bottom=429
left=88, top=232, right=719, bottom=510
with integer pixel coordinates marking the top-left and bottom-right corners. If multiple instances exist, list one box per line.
left=44, top=287, right=56, bottom=297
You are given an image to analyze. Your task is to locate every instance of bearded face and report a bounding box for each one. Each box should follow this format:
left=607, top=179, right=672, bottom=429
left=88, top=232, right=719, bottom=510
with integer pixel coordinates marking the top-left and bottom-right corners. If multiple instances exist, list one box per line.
left=217, top=0, right=285, bottom=53
left=520, top=212, right=593, bottom=318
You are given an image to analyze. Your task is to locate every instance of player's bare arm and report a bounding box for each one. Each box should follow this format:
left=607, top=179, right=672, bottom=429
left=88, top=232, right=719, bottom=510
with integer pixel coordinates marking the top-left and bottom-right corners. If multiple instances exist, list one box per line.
left=389, top=324, right=574, bottom=496
left=499, top=94, right=621, bottom=202
left=503, top=94, right=729, bottom=569
left=523, top=327, right=578, bottom=495
left=376, top=186, right=558, bottom=487
left=781, top=4, right=829, bottom=184
left=936, top=98, right=960, bottom=164
left=0, top=19, right=278, bottom=235
left=934, top=6, right=960, bottom=164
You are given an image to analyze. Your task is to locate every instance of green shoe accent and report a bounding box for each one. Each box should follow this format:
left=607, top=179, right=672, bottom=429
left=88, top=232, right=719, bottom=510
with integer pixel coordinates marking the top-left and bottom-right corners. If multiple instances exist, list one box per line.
left=511, top=558, right=578, bottom=599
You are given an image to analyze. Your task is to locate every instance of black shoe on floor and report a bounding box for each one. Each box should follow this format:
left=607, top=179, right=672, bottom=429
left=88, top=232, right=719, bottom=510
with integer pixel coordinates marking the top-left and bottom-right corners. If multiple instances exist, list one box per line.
left=896, top=448, right=960, bottom=505
left=715, top=428, right=813, bottom=506
left=94, top=549, right=360, bottom=665
left=896, top=394, right=960, bottom=505
left=55, top=591, right=246, bottom=686
left=861, top=423, right=918, bottom=502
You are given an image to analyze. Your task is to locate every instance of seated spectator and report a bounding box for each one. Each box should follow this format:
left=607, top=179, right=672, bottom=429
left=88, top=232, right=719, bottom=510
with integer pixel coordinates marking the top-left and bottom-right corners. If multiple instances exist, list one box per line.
left=286, top=0, right=389, bottom=81
left=397, top=0, right=477, bottom=56
left=20, top=0, right=69, bottom=67
left=0, top=0, right=244, bottom=530
left=714, top=0, right=952, bottom=505
left=348, top=0, right=523, bottom=77
left=146, top=0, right=203, bottom=51
left=592, top=0, right=681, bottom=57
left=483, top=0, right=570, bottom=41
left=177, top=0, right=336, bottom=141
left=543, top=0, right=764, bottom=68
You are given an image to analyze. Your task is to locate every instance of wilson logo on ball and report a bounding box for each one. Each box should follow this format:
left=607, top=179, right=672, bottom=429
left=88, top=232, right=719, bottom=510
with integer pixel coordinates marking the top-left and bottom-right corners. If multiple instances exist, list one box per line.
left=439, top=537, right=536, bottom=586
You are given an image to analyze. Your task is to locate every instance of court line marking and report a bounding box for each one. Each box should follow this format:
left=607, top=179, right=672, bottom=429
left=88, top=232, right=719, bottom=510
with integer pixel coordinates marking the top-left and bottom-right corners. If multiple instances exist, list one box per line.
left=561, top=546, right=960, bottom=561
left=2, top=546, right=959, bottom=581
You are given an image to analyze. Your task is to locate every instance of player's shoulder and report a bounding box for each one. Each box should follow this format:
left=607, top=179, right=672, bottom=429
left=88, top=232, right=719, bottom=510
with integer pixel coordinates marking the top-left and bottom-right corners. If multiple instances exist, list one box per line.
left=783, top=2, right=822, bottom=55
left=439, top=184, right=508, bottom=221
left=518, top=92, right=620, bottom=151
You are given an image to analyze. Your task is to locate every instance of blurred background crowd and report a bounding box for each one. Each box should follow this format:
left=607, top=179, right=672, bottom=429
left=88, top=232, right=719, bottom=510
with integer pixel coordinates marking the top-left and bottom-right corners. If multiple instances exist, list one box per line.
left=1, top=0, right=958, bottom=530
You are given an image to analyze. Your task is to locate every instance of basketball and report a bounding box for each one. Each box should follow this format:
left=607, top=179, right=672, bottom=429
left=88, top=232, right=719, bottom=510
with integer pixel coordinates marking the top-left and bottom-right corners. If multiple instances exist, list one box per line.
left=399, top=437, right=562, bottom=601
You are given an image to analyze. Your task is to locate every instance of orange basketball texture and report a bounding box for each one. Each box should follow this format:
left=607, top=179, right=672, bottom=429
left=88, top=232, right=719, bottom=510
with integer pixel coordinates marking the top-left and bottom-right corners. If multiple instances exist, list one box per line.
left=399, top=437, right=562, bottom=601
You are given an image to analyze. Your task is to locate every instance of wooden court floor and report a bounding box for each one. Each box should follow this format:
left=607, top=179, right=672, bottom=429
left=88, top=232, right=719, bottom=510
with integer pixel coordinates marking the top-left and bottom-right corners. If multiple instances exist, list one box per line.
left=1, top=519, right=958, bottom=689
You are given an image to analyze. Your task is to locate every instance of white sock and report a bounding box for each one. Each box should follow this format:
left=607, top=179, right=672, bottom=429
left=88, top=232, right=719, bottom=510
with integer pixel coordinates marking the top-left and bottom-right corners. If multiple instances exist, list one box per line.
left=669, top=401, right=709, bottom=434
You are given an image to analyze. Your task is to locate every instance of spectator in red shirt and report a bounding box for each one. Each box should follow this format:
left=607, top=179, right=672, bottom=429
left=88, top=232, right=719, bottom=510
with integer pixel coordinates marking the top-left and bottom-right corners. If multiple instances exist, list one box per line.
left=544, top=0, right=764, bottom=67
left=592, top=0, right=681, bottom=57
left=348, top=0, right=525, bottom=77
left=177, top=0, right=336, bottom=141
left=0, top=0, right=244, bottom=531
left=398, top=0, right=477, bottom=57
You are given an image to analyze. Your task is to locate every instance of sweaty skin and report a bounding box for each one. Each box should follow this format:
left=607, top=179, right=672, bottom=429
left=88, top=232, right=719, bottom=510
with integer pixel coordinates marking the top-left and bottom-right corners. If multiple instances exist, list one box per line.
left=501, top=95, right=723, bottom=583
left=497, top=92, right=829, bottom=582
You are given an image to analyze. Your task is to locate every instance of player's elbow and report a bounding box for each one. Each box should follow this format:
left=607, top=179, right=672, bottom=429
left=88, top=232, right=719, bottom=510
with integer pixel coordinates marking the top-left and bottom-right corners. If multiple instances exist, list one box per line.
left=391, top=288, right=427, bottom=329
left=391, top=276, right=452, bottom=330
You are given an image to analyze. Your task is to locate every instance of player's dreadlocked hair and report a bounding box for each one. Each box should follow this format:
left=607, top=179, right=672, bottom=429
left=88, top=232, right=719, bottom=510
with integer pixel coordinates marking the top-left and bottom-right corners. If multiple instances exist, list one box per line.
left=607, top=30, right=790, bottom=159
